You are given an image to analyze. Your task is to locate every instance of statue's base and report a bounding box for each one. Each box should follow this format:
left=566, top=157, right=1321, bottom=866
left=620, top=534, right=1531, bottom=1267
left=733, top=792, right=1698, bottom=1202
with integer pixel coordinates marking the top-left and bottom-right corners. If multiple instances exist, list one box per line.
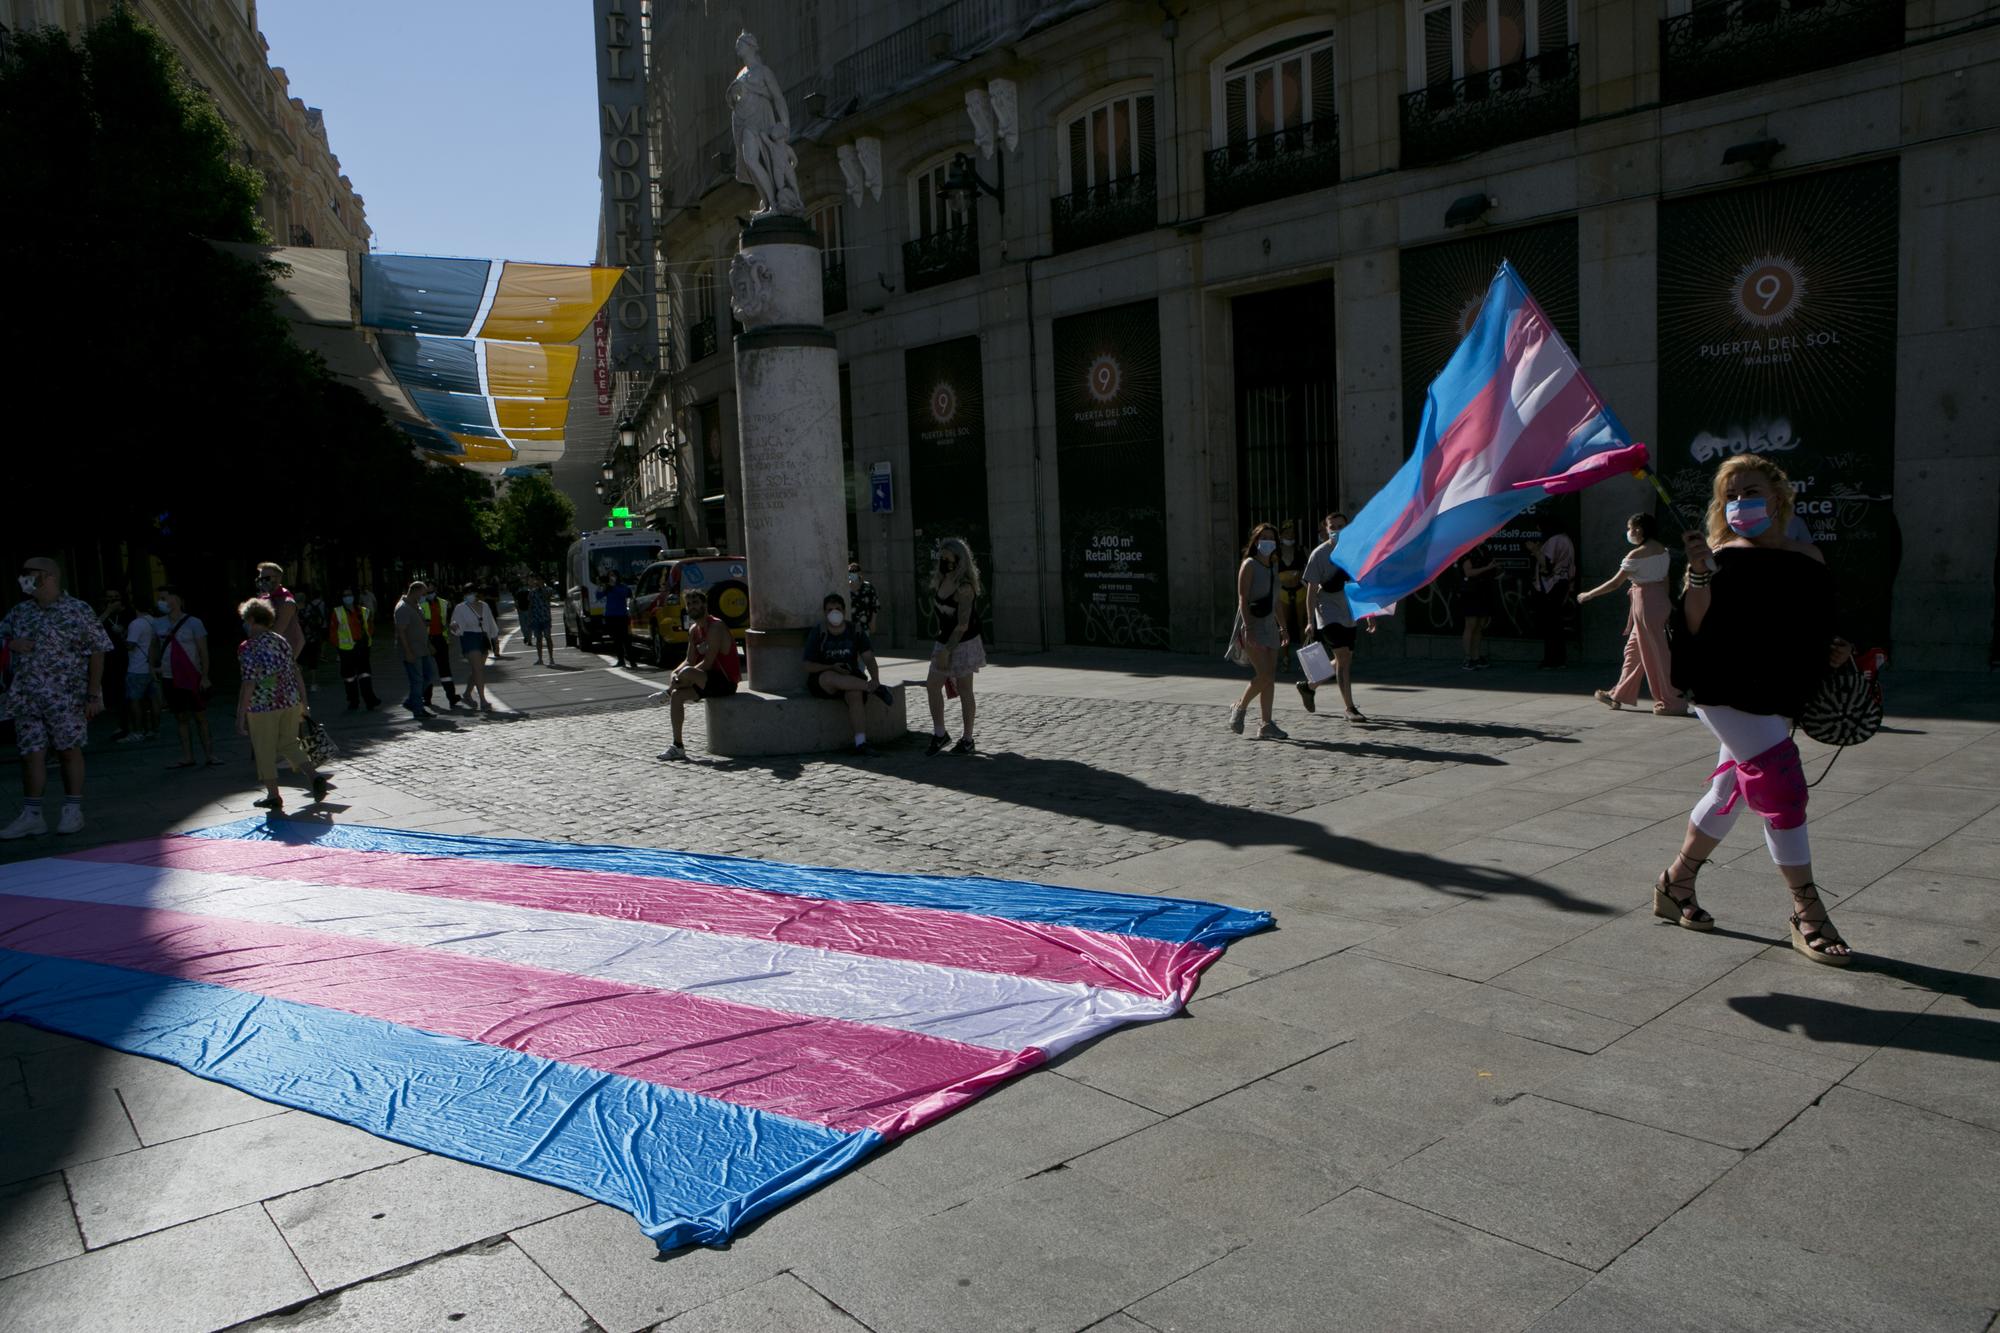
left=740, top=212, right=818, bottom=246
left=705, top=683, right=910, bottom=757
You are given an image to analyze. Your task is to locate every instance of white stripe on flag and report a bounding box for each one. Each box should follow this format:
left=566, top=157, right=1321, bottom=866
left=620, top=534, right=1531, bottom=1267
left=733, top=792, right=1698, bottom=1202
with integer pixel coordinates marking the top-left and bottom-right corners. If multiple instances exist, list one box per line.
left=0, top=861, right=1175, bottom=1054
left=1431, top=314, right=1578, bottom=515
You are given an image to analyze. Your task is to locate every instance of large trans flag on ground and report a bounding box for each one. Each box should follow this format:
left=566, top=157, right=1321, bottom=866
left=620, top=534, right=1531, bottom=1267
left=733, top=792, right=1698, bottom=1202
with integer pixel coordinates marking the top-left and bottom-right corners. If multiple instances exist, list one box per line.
left=0, top=819, right=1268, bottom=1250
left=1334, top=262, right=1638, bottom=616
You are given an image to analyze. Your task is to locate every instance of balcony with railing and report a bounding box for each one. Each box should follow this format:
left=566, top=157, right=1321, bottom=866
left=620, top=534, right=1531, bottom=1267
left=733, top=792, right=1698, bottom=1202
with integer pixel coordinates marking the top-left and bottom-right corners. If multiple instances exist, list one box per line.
left=1661, top=0, right=1903, bottom=102
left=1051, top=173, right=1157, bottom=253
left=1203, top=120, right=1341, bottom=214
left=1399, top=44, right=1580, bottom=169
left=822, top=260, right=849, bottom=316
left=902, top=216, right=980, bottom=292
left=687, top=315, right=719, bottom=362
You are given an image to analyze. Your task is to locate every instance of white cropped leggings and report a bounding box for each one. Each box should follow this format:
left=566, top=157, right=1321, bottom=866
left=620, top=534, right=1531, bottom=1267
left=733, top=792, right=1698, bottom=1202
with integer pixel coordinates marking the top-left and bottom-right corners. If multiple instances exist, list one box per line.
left=1690, top=704, right=1812, bottom=867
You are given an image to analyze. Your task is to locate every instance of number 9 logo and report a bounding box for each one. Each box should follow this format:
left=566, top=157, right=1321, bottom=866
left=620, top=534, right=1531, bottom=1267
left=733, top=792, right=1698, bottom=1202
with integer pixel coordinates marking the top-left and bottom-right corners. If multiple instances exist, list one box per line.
left=1732, top=256, right=1804, bottom=328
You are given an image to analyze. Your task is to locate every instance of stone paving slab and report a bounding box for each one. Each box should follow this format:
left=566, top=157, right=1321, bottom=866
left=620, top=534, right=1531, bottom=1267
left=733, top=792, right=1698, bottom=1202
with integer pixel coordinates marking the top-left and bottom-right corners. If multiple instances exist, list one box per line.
left=0, top=1092, right=140, bottom=1188
left=652, top=1272, right=868, bottom=1332
left=0, top=1174, right=81, bottom=1281
left=0, top=1204, right=313, bottom=1333
left=234, top=1239, right=593, bottom=1332
left=1130, top=1188, right=1590, bottom=1333
left=264, top=1152, right=592, bottom=1291
left=65, top=1110, right=422, bottom=1247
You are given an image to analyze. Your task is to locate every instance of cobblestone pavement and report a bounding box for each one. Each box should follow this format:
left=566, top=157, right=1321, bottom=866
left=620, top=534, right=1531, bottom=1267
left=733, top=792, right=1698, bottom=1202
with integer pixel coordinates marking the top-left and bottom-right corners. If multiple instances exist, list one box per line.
left=339, top=692, right=1557, bottom=877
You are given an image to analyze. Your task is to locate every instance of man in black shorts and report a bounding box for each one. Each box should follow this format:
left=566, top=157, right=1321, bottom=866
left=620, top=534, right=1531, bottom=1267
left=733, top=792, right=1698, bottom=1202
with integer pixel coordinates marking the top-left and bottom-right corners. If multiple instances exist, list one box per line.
left=1297, top=511, right=1369, bottom=720
left=656, top=589, right=740, bottom=761
left=804, top=592, right=894, bottom=757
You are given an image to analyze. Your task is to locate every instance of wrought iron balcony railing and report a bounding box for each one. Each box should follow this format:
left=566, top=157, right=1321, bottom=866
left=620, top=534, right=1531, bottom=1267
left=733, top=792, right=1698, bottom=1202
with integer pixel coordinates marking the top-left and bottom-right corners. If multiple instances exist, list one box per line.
left=902, top=217, right=980, bottom=293
left=1661, top=0, right=1903, bottom=103
left=1204, top=120, right=1342, bottom=214
left=822, top=260, right=849, bottom=317
left=1051, top=173, right=1157, bottom=253
left=687, top=315, right=718, bottom=362
left=1399, top=44, right=1579, bottom=169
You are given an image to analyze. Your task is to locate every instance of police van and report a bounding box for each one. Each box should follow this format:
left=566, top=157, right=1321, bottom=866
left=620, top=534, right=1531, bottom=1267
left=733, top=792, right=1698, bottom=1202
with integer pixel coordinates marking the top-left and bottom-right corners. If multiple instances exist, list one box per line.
left=563, top=526, right=666, bottom=651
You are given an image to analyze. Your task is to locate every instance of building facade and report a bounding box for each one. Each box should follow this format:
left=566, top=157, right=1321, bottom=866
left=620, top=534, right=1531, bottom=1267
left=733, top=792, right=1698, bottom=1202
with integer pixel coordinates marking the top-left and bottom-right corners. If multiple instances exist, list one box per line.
left=18, top=0, right=370, bottom=252
left=606, top=0, right=1997, bottom=668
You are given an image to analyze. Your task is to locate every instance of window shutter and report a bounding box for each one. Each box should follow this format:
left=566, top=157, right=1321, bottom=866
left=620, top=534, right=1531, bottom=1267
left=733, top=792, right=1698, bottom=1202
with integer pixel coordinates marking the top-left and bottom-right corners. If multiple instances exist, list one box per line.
left=1225, top=75, right=1247, bottom=148
left=1309, top=47, right=1335, bottom=127
left=1423, top=6, right=1455, bottom=87
left=1537, top=0, right=1570, bottom=54
left=1136, top=95, right=1156, bottom=178
left=1067, top=116, right=1088, bottom=195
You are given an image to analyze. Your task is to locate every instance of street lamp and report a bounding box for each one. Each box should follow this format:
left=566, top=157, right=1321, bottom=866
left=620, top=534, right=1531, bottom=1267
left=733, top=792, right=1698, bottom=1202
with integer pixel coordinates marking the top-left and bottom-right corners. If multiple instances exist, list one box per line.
left=942, top=151, right=1005, bottom=215
left=600, top=461, right=616, bottom=484
left=617, top=418, right=638, bottom=451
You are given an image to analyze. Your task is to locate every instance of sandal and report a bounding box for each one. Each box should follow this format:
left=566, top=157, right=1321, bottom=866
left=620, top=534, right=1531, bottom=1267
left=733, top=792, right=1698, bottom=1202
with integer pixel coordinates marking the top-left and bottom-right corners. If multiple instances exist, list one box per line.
left=1788, top=883, right=1853, bottom=966
left=166, top=760, right=197, bottom=770
left=1652, top=854, right=1714, bottom=931
left=1653, top=702, right=1689, bottom=717
left=1594, top=690, right=1623, bottom=710
left=1344, top=707, right=1366, bottom=721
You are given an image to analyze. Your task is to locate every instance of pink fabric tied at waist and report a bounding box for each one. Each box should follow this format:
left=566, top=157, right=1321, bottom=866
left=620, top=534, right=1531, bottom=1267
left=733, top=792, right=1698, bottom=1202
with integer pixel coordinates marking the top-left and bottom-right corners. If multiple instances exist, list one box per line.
left=1709, top=737, right=1809, bottom=829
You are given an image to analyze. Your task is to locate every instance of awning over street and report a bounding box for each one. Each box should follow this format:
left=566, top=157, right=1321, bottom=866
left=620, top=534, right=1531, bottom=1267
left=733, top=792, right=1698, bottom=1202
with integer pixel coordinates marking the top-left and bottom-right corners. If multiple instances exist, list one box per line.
left=228, top=243, right=620, bottom=475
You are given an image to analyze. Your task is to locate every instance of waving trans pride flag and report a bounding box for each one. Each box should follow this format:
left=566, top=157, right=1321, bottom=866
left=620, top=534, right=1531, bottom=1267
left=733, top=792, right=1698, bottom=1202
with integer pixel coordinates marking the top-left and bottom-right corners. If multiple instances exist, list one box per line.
left=1334, top=262, right=1643, bottom=617
left=0, top=818, right=1267, bottom=1250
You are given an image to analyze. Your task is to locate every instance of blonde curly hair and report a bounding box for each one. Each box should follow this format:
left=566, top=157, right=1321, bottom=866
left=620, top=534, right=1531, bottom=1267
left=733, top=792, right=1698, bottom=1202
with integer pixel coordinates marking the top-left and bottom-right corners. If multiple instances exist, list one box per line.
left=1705, top=454, right=1796, bottom=549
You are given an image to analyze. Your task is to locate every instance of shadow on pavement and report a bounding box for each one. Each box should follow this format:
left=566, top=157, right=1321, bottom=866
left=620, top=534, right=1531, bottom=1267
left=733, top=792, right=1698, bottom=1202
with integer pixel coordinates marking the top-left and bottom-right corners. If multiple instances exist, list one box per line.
left=1728, top=991, right=1999, bottom=1060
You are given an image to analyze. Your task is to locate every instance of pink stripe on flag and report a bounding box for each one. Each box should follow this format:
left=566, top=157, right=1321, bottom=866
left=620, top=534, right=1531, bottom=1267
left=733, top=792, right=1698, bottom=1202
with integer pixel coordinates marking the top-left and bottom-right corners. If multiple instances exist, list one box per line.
left=0, top=893, right=1039, bottom=1136
left=67, top=838, right=1218, bottom=1003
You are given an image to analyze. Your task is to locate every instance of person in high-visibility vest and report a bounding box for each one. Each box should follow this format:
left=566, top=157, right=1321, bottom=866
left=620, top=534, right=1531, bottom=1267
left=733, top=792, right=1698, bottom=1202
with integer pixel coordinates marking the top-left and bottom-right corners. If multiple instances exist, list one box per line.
left=416, top=584, right=462, bottom=711
left=327, top=588, right=381, bottom=710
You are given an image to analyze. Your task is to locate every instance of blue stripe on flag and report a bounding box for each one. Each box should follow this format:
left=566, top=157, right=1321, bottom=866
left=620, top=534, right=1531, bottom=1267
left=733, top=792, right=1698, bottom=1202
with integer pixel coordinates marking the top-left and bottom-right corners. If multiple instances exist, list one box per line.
left=183, top=818, right=1273, bottom=949
left=0, top=948, right=878, bottom=1250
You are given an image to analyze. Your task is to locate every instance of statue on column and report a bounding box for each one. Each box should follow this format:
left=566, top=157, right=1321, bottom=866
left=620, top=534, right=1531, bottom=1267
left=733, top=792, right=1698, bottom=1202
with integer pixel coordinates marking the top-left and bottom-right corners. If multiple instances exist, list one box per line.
left=728, top=31, right=803, bottom=217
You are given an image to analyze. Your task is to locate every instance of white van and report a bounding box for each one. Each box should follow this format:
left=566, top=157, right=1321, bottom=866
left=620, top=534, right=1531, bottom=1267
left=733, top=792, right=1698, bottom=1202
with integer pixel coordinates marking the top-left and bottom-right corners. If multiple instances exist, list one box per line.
left=564, top=528, right=666, bottom=650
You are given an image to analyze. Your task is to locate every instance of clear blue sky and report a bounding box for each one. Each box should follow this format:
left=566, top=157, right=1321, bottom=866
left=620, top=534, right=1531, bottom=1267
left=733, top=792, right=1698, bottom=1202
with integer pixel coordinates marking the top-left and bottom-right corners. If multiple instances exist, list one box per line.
left=257, top=0, right=600, bottom=265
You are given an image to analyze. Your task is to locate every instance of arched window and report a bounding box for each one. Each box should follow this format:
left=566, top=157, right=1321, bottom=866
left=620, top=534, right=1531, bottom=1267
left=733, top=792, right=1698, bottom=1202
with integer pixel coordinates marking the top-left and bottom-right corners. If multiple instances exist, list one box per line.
left=1058, top=91, right=1155, bottom=196
left=809, top=201, right=847, bottom=315
left=908, top=151, right=974, bottom=241
left=1212, top=24, right=1337, bottom=152
left=1410, top=0, right=1573, bottom=90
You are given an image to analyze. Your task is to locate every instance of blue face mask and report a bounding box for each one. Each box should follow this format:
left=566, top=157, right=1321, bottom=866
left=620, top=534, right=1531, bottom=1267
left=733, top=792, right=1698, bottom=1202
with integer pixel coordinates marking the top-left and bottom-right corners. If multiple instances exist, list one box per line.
left=1725, top=497, right=1772, bottom=537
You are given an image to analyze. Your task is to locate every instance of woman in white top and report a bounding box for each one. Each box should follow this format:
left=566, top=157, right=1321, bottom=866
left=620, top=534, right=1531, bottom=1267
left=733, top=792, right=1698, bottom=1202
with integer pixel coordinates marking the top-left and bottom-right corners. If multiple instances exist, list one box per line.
left=1578, top=512, right=1686, bottom=714
left=448, top=585, right=501, bottom=712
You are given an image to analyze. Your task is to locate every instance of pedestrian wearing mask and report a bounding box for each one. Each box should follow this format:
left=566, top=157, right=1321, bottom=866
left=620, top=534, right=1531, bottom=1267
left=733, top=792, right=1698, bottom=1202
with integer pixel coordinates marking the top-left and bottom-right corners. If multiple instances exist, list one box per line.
left=603, top=570, right=635, bottom=669
left=847, top=561, right=880, bottom=636
left=156, top=586, right=218, bottom=767
left=253, top=562, right=305, bottom=663
left=236, top=598, right=331, bottom=813
left=521, top=571, right=555, bottom=665
left=1274, top=522, right=1309, bottom=673
left=805, top=592, right=894, bottom=757
left=1297, top=511, right=1368, bottom=721
left=327, top=587, right=381, bottom=711
left=0, top=557, right=114, bottom=839
left=393, top=581, right=438, bottom=720
left=1579, top=512, right=1685, bottom=715
left=1656, top=453, right=1854, bottom=964
left=1226, top=523, right=1288, bottom=739
left=121, top=598, right=161, bottom=743
left=414, top=582, right=463, bottom=711
left=657, top=588, right=740, bottom=760
left=924, top=538, right=986, bottom=756
left=450, top=585, right=500, bottom=712
left=1525, top=521, right=1576, bottom=669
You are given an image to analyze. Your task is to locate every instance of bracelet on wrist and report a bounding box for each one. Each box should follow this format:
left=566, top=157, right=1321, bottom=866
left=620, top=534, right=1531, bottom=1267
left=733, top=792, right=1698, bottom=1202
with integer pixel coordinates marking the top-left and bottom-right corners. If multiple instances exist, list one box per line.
left=1685, top=570, right=1713, bottom=587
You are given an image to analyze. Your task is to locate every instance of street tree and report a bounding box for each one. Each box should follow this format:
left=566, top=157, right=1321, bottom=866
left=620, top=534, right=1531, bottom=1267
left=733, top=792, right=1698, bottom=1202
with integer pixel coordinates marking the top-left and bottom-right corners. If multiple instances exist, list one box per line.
left=493, top=473, right=577, bottom=574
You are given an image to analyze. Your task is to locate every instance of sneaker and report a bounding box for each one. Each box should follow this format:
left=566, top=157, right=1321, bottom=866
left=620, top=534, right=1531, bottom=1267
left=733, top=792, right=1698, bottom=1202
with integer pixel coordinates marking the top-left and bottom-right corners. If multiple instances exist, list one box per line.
left=116, top=732, right=145, bottom=744
left=1474, top=658, right=1492, bottom=670
left=852, top=743, right=881, bottom=758
left=0, top=808, right=48, bottom=840
left=658, top=744, right=687, bottom=761
left=55, top=805, right=84, bottom=835
left=1258, top=721, right=1289, bottom=740
left=1462, top=659, right=1478, bottom=671
left=925, top=734, right=949, bottom=757
left=252, top=796, right=282, bottom=809
left=1295, top=681, right=1317, bottom=713
left=1228, top=707, right=1247, bottom=735
left=951, top=736, right=976, bottom=755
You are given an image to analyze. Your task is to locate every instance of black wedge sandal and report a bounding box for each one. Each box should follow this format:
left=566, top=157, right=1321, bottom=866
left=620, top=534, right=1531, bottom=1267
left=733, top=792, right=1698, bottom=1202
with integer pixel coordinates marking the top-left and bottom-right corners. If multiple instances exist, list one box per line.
left=1788, top=882, right=1852, bottom=966
left=1652, top=854, right=1714, bottom=931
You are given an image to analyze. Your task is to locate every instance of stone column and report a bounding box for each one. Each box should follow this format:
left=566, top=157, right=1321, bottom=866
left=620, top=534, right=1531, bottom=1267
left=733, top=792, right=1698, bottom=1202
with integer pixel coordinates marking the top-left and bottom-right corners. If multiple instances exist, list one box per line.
left=728, top=213, right=847, bottom=695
